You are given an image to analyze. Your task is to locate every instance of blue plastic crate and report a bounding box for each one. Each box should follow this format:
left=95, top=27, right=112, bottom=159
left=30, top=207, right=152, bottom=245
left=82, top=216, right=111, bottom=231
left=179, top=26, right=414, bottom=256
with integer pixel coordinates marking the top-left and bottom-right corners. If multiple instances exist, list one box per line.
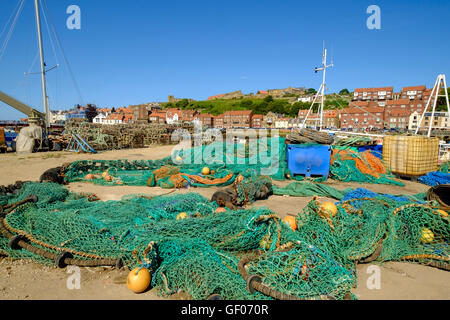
left=358, top=145, right=383, bottom=159
left=286, top=144, right=331, bottom=178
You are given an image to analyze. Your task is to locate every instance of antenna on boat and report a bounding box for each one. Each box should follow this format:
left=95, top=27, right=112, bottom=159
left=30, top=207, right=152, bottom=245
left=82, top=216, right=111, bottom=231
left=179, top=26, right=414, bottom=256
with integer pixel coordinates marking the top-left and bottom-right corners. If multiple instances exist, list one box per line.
left=414, top=74, right=450, bottom=137
left=301, top=43, right=334, bottom=131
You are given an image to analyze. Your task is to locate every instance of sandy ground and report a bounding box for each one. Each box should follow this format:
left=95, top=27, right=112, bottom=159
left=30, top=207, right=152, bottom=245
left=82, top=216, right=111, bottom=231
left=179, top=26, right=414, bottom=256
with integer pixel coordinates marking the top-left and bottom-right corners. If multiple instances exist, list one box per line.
left=0, top=146, right=449, bottom=300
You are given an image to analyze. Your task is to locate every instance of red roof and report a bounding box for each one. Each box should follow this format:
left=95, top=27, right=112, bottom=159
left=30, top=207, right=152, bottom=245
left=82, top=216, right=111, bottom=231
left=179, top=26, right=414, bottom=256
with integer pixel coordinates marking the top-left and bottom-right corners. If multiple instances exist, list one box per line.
left=341, top=107, right=385, bottom=114
left=123, top=115, right=133, bottom=123
left=354, top=87, right=394, bottom=93
left=166, top=108, right=183, bottom=117
left=208, top=94, right=226, bottom=100
left=106, top=114, right=124, bottom=120
left=223, top=110, right=253, bottom=116
left=198, top=113, right=213, bottom=118
left=385, top=99, right=410, bottom=106
left=150, top=111, right=166, bottom=119
left=116, top=107, right=134, bottom=114
left=402, top=85, right=426, bottom=92
left=324, top=110, right=338, bottom=118
left=258, top=91, right=269, bottom=95
left=252, top=114, right=264, bottom=119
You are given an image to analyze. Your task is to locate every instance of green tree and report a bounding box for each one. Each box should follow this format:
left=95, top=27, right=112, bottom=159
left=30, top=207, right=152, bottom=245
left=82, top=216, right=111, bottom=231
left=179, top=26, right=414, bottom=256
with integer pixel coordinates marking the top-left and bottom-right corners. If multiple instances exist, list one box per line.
left=240, top=99, right=253, bottom=108
left=175, top=99, right=189, bottom=109
left=339, top=89, right=350, bottom=95
left=306, top=88, right=317, bottom=95
left=264, top=95, right=274, bottom=103
left=436, top=88, right=450, bottom=111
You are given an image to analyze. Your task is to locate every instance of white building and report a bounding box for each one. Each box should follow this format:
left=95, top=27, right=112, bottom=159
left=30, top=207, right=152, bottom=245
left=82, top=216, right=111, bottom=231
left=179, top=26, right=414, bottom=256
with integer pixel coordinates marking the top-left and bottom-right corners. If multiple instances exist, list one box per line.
left=93, top=113, right=107, bottom=124
left=275, top=118, right=289, bottom=129
left=297, top=96, right=314, bottom=103
left=104, top=114, right=124, bottom=125
left=409, top=111, right=450, bottom=131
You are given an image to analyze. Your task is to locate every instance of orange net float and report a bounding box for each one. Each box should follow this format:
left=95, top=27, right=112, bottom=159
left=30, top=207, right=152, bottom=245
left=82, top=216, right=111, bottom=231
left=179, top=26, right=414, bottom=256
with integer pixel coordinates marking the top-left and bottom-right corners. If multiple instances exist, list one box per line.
left=215, top=207, right=227, bottom=213
left=127, top=267, right=151, bottom=293
left=282, top=215, right=298, bottom=231
left=319, top=202, right=338, bottom=218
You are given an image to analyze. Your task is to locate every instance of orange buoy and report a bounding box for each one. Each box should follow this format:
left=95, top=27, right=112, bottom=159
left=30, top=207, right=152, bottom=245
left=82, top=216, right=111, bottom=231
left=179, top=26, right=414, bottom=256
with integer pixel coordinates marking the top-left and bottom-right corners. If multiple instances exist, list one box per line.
left=102, top=171, right=108, bottom=178
left=127, top=267, right=151, bottom=293
left=202, top=167, right=210, bottom=175
left=236, top=175, right=244, bottom=182
left=211, top=170, right=216, bottom=175
left=319, top=202, right=338, bottom=218
left=105, top=175, right=112, bottom=182
left=215, top=207, right=227, bottom=213
left=85, top=174, right=95, bottom=180
left=282, top=216, right=298, bottom=231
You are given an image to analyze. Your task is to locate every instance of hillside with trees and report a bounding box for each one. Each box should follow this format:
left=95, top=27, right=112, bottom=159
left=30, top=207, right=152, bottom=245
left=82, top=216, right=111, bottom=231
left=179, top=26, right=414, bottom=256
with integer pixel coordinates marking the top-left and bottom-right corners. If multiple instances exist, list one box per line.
left=163, top=95, right=350, bottom=117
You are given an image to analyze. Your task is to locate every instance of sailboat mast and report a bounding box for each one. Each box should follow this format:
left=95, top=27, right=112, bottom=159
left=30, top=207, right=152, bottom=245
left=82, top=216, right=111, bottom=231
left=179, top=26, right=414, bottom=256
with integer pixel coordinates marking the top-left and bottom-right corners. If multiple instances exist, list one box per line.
left=319, top=49, right=327, bottom=130
left=34, top=0, right=50, bottom=129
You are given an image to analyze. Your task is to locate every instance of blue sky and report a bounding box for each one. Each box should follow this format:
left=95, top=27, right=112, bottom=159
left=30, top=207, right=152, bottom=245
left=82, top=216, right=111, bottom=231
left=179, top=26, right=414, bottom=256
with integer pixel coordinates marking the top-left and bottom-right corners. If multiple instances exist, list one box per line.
left=0, top=0, right=449, bottom=120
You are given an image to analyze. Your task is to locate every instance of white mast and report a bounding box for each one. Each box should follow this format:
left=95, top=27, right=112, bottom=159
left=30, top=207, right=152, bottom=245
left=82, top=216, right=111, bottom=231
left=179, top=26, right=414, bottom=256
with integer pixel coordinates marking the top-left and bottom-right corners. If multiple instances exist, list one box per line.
left=34, top=0, right=50, bottom=129
left=301, top=44, right=333, bottom=130
left=414, top=74, right=450, bottom=137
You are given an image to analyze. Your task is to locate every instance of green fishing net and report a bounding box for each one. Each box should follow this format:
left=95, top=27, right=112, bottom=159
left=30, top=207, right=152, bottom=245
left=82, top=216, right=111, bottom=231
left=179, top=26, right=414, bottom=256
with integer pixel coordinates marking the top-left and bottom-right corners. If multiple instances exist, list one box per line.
left=292, top=195, right=449, bottom=270
left=0, top=182, right=449, bottom=300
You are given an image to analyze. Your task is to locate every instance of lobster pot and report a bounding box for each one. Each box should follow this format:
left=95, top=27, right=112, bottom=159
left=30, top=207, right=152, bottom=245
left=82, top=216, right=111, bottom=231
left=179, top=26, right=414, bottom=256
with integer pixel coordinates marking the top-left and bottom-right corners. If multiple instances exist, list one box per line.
left=383, top=136, right=439, bottom=176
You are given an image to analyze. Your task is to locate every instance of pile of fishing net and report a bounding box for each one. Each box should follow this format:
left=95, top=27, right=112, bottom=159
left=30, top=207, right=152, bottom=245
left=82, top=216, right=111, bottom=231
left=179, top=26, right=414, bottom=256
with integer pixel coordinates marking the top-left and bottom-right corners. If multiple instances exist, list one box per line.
left=333, top=136, right=373, bottom=148
left=1, top=181, right=449, bottom=300
left=273, top=182, right=352, bottom=200
left=291, top=195, right=449, bottom=276
left=286, top=128, right=334, bottom=145
left=63, top=137, right=288, bottom=187
left=0, top=182, right=354, bottom=300
left=272, top=182, right=427, bottom=204
left=329, top=148, right=403, bottom=185
left=63, top=137, right=405, bottom=193
left=418, top=171, right=450, bottom=186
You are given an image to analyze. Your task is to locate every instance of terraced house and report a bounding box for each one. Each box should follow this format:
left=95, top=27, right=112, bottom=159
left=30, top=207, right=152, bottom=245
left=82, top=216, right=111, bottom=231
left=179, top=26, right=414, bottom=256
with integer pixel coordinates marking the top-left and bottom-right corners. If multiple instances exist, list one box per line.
left=353, top=87, right=394, bottom=102
left=339, top=106, right=385, bottom=131
left=222, top=110, right=253, bottom=129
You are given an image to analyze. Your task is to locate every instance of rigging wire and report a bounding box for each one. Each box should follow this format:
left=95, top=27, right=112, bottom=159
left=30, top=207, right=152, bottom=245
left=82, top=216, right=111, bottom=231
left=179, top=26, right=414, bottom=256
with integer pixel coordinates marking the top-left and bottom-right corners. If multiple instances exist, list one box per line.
left=40, top=0, right=60, bottom=109
left=0, top=0, right=22, bottom=42
left=0, top=0, right=25, bottom=64
left=41, top=0, right=85, bottom=106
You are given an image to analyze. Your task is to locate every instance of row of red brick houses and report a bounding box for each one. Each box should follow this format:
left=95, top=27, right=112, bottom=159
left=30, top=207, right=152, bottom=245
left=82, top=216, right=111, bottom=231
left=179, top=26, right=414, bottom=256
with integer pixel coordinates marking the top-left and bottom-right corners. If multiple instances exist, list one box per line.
left=127, top=102, right=436, bottom=131
left=352, top=85, right=435, bottom=103
left=94, top=84, right=444, bottom=130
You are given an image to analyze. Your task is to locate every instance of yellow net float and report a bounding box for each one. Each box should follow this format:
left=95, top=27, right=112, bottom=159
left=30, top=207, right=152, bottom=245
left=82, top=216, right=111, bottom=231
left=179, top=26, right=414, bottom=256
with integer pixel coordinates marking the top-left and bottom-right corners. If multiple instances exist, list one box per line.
left=420, top=228, right=434, bottom=244
left=176, top=212, right=187, bottom=220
